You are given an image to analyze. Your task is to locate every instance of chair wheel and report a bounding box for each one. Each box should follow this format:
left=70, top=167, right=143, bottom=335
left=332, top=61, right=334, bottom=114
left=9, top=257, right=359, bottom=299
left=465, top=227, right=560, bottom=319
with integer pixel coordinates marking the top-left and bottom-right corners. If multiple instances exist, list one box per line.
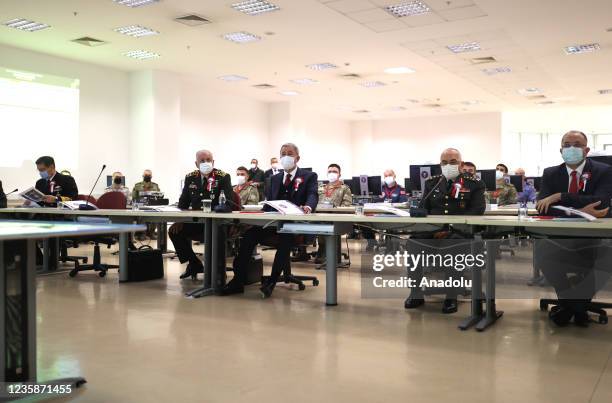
left=83, top=258, right=88, bottom=264
left=599, top=315, right=608, bottom=324
left=313, top=279, right=320, bottom=286
left=298, top=283, right=306, bottom=291
left=69, top=269, right=78, bottom=278
left=539, top=301, right=548, bottom=311
left=98, top=271, right=106, bottom=278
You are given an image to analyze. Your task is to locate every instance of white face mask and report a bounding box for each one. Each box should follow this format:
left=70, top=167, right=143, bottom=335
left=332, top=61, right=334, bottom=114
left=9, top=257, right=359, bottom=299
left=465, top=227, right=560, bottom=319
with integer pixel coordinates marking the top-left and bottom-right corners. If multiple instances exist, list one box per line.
left=327, top=172, right=339, bottom=183
left=280, top=155, right=295, bottom=171
left=271, top=163, right=279, bottom=170
left=250, top=163, right=257, bottom=170
left=441, top=164, right=460, bottom=180
left=495, top=170, right=504, bottom=180
left=199, top=162, right=213, bottom=175
left=236, top=175, right=246, bottom=185
left=384, top=176, right=395, bottom=187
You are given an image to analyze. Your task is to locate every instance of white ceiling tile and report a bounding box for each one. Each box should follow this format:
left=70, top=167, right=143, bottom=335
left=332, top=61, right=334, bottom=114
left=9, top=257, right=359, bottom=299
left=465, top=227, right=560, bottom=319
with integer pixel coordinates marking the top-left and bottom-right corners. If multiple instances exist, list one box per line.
left=327, top=0, right=377, bottom=14
left=437, top=5, right=487, bottom=21
left=347, top=8, right=395, bottom=23
left=426, top=0, right=475, bottom=10
left=402, top=12, right=446, bottom=27
left=363, top=19, right=408, bottom=32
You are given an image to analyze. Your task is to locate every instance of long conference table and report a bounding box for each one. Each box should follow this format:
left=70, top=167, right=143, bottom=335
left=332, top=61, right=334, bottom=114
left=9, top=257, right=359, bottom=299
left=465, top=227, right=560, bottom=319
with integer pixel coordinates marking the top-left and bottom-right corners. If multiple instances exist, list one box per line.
left=1, top=206, right=610, bottom=332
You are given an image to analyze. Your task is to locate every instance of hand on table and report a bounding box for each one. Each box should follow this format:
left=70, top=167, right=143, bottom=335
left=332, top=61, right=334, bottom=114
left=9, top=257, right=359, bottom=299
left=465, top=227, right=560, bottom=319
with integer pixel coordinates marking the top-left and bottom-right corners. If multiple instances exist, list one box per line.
left=580, top=201, right=610, bottom=218
left=536, top=193, right=561, bottom=214
left=301, top=206, right=312, bottom=214
left=42, top=195, right=57, bottom=204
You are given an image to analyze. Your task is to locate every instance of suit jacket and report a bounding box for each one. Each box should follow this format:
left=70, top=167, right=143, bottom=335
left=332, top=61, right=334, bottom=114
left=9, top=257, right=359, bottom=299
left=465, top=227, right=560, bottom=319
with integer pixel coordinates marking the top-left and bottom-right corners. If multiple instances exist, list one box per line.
left=264, top=168, right=284, bottom=179
left=0, top=180, right=6, bottom=209
left=265, top=167, right=318, bottom=212
left=35, top=172, right=78, bottom=206
left=538, top=159, right=612, bottom=215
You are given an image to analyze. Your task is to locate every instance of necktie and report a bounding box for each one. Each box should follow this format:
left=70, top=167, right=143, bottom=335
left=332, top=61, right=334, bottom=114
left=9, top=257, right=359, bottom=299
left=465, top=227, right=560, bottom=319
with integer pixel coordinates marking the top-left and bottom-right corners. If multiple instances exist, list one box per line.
left=569, top=171, right=578, bottom=193
left=284, top=174, right=292, bottom=187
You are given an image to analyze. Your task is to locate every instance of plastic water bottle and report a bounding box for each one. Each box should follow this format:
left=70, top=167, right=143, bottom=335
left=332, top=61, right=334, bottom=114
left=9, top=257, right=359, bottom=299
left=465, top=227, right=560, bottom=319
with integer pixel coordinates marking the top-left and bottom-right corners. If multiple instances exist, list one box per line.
left=219, top=190, right=226, bottom=207
left=518, top=201, right=528, bottom=220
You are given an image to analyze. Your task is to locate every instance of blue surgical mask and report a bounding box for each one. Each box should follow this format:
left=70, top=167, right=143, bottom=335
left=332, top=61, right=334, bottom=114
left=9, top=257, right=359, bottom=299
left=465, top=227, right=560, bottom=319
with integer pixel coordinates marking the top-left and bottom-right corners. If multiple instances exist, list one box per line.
left=39, top=170, right=49, bottom=180
left=562, top=146, right=584, bottom=165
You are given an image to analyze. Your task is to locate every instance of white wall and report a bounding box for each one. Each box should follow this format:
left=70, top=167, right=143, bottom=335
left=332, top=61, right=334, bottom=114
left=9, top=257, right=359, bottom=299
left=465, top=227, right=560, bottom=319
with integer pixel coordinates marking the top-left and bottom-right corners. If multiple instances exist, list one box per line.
left=350, top=112, right=503, bottom=180
left=0, top=44, right=130, bottom=196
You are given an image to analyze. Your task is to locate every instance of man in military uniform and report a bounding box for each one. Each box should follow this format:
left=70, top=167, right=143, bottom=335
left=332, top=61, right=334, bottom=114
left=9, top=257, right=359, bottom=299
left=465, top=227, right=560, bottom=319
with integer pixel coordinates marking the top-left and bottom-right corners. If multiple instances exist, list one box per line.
left=34, top=156, right=78, bottom=206
left=169, top=149, right=237, bottom=280
left=404, top=148, right=486, bottom=314
left=486, top=163, right=517, bottom=205
left=248, top=158, right=265, bottom=200
left=234, top=166, right=260, bottom=206
left=132, top=169, right=161, bottom=201
left=104, top=171, right=131, bottom=203
left=316, top=163, right=352, bottom=263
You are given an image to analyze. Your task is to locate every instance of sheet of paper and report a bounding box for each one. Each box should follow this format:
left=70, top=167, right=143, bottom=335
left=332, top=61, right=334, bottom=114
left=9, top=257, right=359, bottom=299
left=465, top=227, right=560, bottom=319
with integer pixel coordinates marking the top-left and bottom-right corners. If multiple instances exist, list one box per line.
left=551, top=205, right=597, bottom=221
left=139, top=206, right=182, bottom=212
left=19, top=186, right=45, bottom=203
left=260, top=200, right=304, bottom=215
left=364, top=203, right=411, bottom=217
left=59, top=200, right=97, bottom=210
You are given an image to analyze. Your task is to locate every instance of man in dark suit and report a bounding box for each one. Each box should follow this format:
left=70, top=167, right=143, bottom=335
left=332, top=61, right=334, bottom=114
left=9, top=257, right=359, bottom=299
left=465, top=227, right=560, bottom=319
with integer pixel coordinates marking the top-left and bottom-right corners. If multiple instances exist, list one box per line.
left=536, top=130, right=612, bottom=326
left=248, top=158, right=266, bottom=200
left=0, top=180, right=7, bottom=208
left=222, top=143, right=318, bottom=298
left=264, top=157, right=283, bottom=179
left=34, top=156, right=78, bottom=206
left=169, top=149, right=237, bottom=280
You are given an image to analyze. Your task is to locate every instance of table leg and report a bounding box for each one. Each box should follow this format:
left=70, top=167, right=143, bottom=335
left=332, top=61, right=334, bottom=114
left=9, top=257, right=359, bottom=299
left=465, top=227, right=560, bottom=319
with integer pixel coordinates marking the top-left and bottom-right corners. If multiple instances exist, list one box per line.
left=475, top=238, right=504, bottom=331
left=118, top=233, right=129, bottom=282
left=458, top=237, right=484, bottom=330
left=42, top=239, right=49, bottom=273
left=325, top=234, right=337, bottom=306
left=0, top=241, right=5, bottom=382
left=186, top=218, right=216, bottom=298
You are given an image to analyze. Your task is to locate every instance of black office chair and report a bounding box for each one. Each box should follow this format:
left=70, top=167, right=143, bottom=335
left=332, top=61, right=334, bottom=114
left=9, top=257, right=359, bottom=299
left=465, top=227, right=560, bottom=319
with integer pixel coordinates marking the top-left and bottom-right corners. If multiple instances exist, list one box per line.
left=59, top=239, right=88, bottom=268
left=69, top=237, right=118, bottom=278
left=261, top=235, right=319, bottom=290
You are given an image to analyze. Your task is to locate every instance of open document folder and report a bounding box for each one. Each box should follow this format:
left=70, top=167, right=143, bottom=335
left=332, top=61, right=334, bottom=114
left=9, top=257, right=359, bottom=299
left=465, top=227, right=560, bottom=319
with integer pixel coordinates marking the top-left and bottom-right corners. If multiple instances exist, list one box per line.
left=364, top=203, right=411, bottom=217
left=260, top=200, right=304, bottom=215
left=551, top=205, right=597, bottom=221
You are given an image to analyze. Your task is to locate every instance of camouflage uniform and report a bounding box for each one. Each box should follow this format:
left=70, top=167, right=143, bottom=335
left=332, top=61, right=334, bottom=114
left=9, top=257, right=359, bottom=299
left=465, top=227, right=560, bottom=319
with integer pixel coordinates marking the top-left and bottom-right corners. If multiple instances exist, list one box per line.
left=318, top=182, right=353, bottom=207
left=233, top=182, right=260, bottom=206
left=486, top=182, right=518, bottom=206
left=132, top=181, right=161, bottom=202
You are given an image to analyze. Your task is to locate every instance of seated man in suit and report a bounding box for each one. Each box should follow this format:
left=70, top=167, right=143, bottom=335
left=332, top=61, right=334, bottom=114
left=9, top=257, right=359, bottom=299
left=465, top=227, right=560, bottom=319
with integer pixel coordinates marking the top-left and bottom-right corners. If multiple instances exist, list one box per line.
left=535, top=130, right=612, bottom=326
left=169, top=149, right=238, bottom=280
left=222, top=142, right=318, bottom=298
left=0, top=180, right=6, bottom=208
left=34, top=156, right=78, bottom=206
left=404, top=147, right=486, bottom=314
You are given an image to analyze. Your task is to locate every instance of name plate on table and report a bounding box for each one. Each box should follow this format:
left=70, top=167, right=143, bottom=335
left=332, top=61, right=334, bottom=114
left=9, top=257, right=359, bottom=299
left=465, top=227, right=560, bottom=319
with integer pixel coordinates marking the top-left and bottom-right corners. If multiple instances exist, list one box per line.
left=277, top=223, right=335, bottom=235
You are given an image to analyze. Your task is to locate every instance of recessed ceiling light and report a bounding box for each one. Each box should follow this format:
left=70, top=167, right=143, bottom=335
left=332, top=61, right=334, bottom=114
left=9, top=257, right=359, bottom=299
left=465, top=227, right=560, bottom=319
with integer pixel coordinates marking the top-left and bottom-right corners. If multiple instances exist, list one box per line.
left=3, top=18, right=50, bottom=32
left=115, top=25, right=159, bottom=37
left=223, top=31, right=261, bottom=43
left=518, top=88, right=542, bottom=96
left=598, top=89, right=612, bottom=95
left=306, top=63, right=337, bottom=71
left=290, top=78, right=319, bottom=85
left=385, top=1, right=431, bottom=17
left=6, top=69, right=42, bottom=81
left=447, top=42, right=481, bottom=53
left=360, top=81, right=386, bottom=88
left=231, top=0, right=279, bottom=15
left=482, top=67, right=512, bottom=75
left=564, top=43, right=600, bottom=55
left=253, top=83, right=275, bottom=89
left=470, top=56, right=497, bottom=65
left=384, top=66, right=416, bottom=74
left=218, top=75, right=248, bottom=82
left=123, top=50, right=160, bottom=60
left=279, top=90, right=300, bottom=96
left=113, top=0, right=159, bottom=7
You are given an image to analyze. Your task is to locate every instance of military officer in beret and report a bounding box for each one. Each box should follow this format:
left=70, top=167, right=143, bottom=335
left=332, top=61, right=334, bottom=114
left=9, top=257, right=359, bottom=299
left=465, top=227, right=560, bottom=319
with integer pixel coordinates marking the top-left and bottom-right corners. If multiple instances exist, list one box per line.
left=234, top=166, right=260, bottom=206
left=404, top=147, right=485, bottom=314
left=169, top=149, right=237, bottom=280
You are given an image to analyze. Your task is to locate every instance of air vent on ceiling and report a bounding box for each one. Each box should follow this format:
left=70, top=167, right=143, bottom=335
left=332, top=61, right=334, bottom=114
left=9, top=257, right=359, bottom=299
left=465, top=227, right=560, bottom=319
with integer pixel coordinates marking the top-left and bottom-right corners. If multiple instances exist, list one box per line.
left=253, top=83, right=275, bottom=89
left=469, top=56, right=497, bottom=65
left=72, top=37, right=107, bottom=47
left=353, top=110, right=370, bottom=114
left=527, top=95, right=547, bottom=100
left=423, top=103, right=442, bottom=108
left=175, top=14, right=211, bottom=26
left=340, top=73, right=361, bottom=80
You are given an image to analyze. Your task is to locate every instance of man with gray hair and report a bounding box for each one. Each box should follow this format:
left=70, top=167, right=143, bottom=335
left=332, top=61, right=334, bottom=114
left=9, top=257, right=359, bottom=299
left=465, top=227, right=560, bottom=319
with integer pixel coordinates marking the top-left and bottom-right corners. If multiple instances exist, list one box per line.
left=223, top=142, right=319, bottom=298
left=169, top=149, right=237, bottom=280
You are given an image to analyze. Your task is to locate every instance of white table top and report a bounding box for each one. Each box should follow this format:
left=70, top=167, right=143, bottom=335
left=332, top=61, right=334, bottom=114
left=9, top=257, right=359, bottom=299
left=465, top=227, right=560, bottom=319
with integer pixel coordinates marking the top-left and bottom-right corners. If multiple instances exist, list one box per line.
left=0, top=220, right=145, bottom=241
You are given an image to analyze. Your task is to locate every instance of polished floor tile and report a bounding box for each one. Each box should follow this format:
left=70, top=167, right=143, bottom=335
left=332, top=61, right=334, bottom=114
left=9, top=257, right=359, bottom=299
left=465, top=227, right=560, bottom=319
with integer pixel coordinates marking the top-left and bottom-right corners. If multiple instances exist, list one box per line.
left=35, top=240, right=612, bottom=403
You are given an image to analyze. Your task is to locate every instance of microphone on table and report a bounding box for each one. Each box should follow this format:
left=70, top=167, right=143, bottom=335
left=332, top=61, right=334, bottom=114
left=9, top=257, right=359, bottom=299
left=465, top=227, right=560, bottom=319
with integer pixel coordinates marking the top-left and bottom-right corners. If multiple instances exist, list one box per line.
left=410, top=176, right=445, bottom=218
left=79, top=164, right=106, bottom=210
left=5, top=188, right=18, bottom=196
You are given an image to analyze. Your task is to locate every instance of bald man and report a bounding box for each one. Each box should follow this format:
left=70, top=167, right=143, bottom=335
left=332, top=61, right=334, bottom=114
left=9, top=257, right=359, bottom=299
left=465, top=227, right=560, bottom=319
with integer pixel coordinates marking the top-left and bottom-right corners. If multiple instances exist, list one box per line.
left=169, top=150, right=237, bottom=280
left=404, top=147, right=486, bottom=314
left=379, top=169, right=408, bottom=203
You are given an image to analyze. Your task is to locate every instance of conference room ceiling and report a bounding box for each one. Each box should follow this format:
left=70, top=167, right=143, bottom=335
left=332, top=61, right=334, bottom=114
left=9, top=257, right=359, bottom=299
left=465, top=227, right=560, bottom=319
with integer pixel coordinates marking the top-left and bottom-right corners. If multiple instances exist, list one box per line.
left=1, top=0, right=612, bottom=119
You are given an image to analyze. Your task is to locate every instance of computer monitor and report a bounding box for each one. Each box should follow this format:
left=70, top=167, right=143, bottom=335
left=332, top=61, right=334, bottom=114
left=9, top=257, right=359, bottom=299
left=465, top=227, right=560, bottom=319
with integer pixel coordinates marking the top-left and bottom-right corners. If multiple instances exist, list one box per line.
left=350, top=176, right=364, bottom=195
left=508, top=175, right=523, bottom=193
left=403, top=178, right=413, bottom=195
left=409, top=165, right=442, bottom=191
left=589, top=155, right=612, bottom=166
left=475, top=169, right=496, bottom=191
left=302, top=167, right=313, bottom=172
left=368, top=176, right=382, bottom=196
left=343, top=178, right=354, bottom=192
left=525, top=176, right=541, bottom=191
left=106, top=175, right=125, bottom=187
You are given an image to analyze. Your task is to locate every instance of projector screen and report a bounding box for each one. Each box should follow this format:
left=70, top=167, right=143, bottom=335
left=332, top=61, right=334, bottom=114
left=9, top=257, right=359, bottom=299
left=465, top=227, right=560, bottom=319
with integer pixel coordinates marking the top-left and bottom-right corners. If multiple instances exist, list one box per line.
left=0, top=67, right=80, bottom=169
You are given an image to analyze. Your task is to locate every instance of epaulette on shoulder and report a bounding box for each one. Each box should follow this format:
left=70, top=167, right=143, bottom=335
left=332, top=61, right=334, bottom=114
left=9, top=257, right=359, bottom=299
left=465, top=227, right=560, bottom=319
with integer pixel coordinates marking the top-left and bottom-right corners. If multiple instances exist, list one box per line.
left=427, top=174, right=442, bottom=181
left=215, top=169, right=227, bottom=177
left=462, top=173, right=480, bottom=181
left=186, top=170, right=199, bottom=178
